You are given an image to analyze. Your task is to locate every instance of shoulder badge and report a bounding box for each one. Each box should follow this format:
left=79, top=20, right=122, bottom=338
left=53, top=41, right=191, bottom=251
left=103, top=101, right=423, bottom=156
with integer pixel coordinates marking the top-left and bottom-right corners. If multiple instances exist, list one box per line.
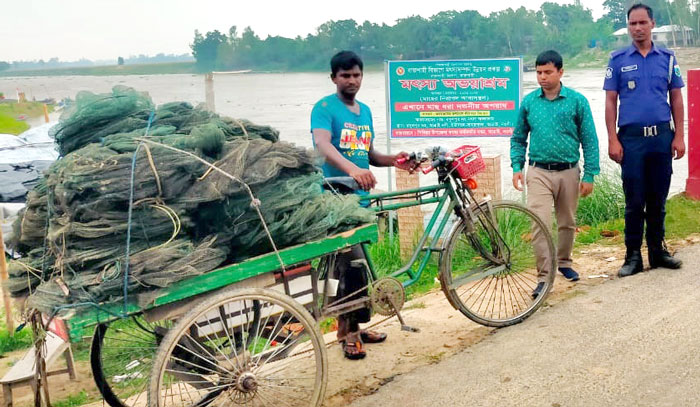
left=605, top=67, right=613, bottom=79
left=674, top=65, right=682, bottom=77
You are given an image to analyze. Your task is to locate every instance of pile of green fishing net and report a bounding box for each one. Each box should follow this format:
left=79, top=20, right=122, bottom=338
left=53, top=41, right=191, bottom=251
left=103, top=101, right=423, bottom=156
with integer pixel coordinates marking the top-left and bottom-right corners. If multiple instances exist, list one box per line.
left=7, top=86, right=374, bottom=313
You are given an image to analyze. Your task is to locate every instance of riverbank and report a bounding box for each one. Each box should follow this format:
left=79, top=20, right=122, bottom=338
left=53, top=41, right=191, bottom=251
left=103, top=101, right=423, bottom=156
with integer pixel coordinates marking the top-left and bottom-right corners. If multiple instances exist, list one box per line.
left=0, top=62, right=196, bottom=78
left=0, top=102, right=54, bottom=134
left=2, top=46, right=699, bottom=79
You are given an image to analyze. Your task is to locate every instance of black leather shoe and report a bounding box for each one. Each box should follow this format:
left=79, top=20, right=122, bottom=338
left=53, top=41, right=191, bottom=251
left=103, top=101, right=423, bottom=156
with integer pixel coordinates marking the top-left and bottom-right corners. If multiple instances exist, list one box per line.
left=649, top=249, right=682, bottom=269
left=618, top=250, right=643, bottom=277
left=531, top=282, right=545, bottom=299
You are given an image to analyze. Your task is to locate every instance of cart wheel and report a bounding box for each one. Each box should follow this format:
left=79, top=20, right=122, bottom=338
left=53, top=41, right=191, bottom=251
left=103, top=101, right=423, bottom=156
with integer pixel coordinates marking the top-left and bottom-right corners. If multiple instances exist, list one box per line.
left=439, top=201, right=556, bottom=327
left=148, top=287, right=327, bottom=407
left=91, top=316, right=172, bottom=407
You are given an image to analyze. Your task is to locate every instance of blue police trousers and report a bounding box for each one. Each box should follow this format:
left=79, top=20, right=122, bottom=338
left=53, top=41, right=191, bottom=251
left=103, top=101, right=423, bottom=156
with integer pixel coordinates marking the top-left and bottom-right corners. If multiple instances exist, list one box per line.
left=619, top=127, right=674, bottom=251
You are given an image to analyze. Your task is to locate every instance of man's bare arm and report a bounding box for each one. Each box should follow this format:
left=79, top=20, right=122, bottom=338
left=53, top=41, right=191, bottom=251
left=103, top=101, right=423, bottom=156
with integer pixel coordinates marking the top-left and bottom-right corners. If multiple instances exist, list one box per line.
left=605, top=90, right=623, bottom=163
left=313, top=128, right=376, bottom=190
left=670, top=88, right=686, bottom=159
left=368, top=147, right=396, bottom=167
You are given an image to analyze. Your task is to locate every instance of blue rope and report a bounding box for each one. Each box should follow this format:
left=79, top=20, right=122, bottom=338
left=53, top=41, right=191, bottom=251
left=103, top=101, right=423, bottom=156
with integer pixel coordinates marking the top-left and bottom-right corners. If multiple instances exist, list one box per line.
left=122, top=110, right=155, bottom=315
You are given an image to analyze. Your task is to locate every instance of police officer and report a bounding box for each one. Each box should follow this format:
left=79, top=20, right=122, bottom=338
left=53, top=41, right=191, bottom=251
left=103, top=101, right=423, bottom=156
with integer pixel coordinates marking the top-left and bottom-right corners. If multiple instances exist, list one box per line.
left=604, top=3, right=686, bottom=277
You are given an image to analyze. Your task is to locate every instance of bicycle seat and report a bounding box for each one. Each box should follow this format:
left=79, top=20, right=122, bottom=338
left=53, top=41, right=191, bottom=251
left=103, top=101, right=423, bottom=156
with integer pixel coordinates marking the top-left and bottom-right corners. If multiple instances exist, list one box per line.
left=323, top=177, right=360, bottom=194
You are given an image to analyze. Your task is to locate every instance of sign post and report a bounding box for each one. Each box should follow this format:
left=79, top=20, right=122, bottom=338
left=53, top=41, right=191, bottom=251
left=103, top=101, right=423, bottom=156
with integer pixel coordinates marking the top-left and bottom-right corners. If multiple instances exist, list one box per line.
left=386, top=58, right=521, bottom=139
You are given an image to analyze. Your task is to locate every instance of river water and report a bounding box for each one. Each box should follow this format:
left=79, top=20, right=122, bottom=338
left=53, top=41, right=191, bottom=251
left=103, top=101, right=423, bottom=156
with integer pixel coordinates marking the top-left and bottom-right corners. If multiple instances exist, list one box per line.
left=0, top=70, right=689, bottom=195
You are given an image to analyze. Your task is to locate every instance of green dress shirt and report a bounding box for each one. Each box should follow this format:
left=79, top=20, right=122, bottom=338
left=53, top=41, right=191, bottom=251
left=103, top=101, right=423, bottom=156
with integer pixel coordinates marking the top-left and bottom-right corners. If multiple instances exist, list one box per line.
left=510, top=84, right=600, bottom=183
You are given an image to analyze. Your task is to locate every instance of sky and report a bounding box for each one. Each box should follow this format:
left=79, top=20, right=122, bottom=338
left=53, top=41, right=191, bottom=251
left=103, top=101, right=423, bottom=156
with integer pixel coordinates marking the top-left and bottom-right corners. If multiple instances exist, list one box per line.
left=3, top=0, right=606, bottom=62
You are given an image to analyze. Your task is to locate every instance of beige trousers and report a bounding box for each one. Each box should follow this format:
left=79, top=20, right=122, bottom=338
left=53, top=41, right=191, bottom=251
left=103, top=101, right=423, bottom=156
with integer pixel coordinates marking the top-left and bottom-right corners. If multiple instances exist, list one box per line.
left=526, top=166, right=580, bottom=277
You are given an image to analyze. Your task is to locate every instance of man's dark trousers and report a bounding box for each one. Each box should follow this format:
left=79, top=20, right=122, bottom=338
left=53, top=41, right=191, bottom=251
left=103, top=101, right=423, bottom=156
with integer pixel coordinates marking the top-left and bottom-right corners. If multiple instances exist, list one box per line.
left=619, top=126, right=674, bottom=250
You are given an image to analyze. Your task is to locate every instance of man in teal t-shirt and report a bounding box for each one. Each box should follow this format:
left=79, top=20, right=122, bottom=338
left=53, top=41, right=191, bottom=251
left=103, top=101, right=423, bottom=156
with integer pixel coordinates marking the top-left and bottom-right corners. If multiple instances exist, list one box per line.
left=510, top=50, right=600, bottom=299
left=310, top=51, right=412, bottom=360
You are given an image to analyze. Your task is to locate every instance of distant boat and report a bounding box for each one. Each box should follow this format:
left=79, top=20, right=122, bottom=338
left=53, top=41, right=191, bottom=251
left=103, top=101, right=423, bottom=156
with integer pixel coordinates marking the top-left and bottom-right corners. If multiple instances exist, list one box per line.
left=211, top=69, right=252, bottom=75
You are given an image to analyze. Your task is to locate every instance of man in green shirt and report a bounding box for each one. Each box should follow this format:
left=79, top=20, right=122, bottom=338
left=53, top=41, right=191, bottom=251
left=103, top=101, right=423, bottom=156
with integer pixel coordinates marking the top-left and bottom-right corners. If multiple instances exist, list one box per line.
left=511, top=50, right=600, bottom=298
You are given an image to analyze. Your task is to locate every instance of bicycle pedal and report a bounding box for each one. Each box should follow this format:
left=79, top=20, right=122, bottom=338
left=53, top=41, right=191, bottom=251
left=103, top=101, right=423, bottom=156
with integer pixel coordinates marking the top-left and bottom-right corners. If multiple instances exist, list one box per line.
left=401, top=325, right=420, bottom=333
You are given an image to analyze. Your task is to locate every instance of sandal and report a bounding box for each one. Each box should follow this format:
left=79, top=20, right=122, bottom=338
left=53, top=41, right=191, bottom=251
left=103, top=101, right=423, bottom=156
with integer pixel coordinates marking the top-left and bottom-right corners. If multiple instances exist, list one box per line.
left=360, top=330, right=387, bottom=344
left=339, top=340, right=366, bottom=360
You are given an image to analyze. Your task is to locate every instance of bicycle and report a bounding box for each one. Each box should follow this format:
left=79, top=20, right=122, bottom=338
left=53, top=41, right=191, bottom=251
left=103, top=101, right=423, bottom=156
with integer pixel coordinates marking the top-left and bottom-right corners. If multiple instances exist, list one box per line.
left=322, top=144, right=556, bottom=328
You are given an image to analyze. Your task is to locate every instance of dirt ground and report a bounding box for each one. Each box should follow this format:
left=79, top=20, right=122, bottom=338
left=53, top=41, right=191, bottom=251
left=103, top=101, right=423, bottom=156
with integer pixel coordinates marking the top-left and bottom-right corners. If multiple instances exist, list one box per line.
left=2, top=234, right=699, bottom=407
left=322, top=234, right=700, bottom=406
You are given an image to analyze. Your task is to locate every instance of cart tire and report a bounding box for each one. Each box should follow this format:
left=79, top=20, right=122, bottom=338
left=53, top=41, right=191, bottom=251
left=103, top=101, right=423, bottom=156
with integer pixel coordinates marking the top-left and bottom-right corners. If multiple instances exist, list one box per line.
left=439, top=201, right=556, bottom=327
left=91, top=316, right=171, bottom=407
left=148, top=287, right=327, bottom=407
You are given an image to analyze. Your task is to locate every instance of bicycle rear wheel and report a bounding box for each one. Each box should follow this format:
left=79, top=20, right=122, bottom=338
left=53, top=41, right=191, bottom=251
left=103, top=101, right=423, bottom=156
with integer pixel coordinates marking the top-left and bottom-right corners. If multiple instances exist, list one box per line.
left=439, top=200, right=556, bottom=327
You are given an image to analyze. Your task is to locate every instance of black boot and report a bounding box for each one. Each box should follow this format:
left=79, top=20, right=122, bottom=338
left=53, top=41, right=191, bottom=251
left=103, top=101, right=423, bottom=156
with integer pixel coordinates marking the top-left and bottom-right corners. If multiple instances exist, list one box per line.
left=618, top=250, right=643, bottom=277
left=649, top=246, right=682, bottom=269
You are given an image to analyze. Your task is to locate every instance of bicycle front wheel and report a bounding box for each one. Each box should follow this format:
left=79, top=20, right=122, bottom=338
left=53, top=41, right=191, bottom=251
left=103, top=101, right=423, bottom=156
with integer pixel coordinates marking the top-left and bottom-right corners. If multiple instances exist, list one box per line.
left=439, top=201, right=556, bottom=327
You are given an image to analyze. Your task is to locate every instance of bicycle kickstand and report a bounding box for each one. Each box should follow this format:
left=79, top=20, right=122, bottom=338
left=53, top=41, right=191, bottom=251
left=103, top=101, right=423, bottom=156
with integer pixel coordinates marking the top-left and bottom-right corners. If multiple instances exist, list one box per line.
left=390, top=299, right=420, bottom=333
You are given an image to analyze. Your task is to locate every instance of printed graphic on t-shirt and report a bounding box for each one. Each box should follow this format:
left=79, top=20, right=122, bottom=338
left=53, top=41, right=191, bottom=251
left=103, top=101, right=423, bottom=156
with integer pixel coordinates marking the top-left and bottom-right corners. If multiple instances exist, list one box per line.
left=339, top=122, right=372, bottom=152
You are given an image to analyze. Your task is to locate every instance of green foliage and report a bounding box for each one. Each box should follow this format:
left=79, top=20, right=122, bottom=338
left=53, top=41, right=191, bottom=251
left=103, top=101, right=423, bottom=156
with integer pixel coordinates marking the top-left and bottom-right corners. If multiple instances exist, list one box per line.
left=190, top=29, right=227, bottom=72
left=0, top=101, right=53, bottom=133
left=190, top=3, right=618, bottom=72
left=576, top=168, right=626, bottom=226
left=53, top=391, right=91, bottom=407
left=575, top=218, right=625, bottom=245
left=0, top=113, right=29, bottom=135
left=368, top=235, right=402, bottom=276
left=664, top=194, right=700, bottom=239
left=368, top=234, right=439, bottom=298
left=602, top=0, right=628, bottom=29
left=0, top=326, right=33, bottom=355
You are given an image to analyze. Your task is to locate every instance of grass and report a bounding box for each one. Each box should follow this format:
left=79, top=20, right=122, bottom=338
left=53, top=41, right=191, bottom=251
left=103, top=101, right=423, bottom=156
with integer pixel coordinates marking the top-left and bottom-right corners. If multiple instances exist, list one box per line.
left=0, top=114, right=29, bottom=135
left=368, top=235, right=439, bottom=298
left=0, top=62, right=197, bottom=77
left=572, top=170, right=700, bottom=245
left=53, top=391, right=92, bottom=407
left=0, top=102, right=55, bottom=135
left=0, top=303, right=33, bottom=356
left=575, top=168, right=626, bottom=226
left=572, top=168, right=627, bottom=245
left=567, top=48, right=611, bottom=69
left=0, top=326, right=33, bottom=355
left=665, top=194, right=700, bottom=238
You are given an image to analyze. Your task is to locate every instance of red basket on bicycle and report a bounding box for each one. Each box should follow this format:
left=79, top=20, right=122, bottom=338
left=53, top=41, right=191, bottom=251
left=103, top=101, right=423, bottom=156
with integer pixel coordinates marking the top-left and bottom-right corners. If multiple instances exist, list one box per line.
left=449, top=145, right=486, bottom=181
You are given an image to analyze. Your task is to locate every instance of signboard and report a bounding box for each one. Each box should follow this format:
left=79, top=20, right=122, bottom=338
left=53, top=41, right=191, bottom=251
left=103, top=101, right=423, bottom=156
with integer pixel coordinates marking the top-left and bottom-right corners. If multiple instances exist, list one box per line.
left=385, top=58, right=521, bottom=138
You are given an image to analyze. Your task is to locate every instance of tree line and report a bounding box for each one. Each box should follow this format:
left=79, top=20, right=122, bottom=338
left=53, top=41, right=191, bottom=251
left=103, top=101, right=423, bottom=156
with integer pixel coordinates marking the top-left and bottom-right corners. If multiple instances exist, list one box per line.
left=0, top=54, right=193, bottom=72
left=191, top=0, right=700, bottom=72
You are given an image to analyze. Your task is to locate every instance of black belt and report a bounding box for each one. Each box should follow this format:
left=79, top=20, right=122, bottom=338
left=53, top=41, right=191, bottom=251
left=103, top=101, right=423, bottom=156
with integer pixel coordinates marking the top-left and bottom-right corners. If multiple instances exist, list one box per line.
left=528, top=160, right=578, bottom=171
left=619, top=122, right=672, bottom=137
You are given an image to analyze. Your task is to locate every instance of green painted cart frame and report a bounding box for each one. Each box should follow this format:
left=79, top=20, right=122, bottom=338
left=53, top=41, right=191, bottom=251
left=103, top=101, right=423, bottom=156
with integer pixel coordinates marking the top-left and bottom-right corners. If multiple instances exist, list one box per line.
left=64, top=223, right=379, bottom=343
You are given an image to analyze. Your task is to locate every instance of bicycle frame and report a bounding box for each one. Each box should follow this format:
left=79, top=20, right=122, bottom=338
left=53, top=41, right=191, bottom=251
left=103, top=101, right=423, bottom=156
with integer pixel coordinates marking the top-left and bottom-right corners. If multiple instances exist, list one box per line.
left=363, top=174, right=466, bottom=288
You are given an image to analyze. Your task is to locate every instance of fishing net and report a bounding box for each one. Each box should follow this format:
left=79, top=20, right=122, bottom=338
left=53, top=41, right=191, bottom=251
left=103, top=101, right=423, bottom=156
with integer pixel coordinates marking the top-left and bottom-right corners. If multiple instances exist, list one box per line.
left=8, top=86, right=374, bottom=314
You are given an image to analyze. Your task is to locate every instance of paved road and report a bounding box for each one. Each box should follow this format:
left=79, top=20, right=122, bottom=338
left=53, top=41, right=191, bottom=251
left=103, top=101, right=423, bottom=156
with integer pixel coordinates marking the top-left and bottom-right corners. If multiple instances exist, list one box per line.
left=349, top=245, right=700, bottom=407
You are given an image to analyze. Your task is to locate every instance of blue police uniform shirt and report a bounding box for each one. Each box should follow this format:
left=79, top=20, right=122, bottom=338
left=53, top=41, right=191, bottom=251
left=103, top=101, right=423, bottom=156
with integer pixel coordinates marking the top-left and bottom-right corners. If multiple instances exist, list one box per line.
left=310, top=94, right=374, bottom=178
left=603, top=43, right=684, bottom=127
